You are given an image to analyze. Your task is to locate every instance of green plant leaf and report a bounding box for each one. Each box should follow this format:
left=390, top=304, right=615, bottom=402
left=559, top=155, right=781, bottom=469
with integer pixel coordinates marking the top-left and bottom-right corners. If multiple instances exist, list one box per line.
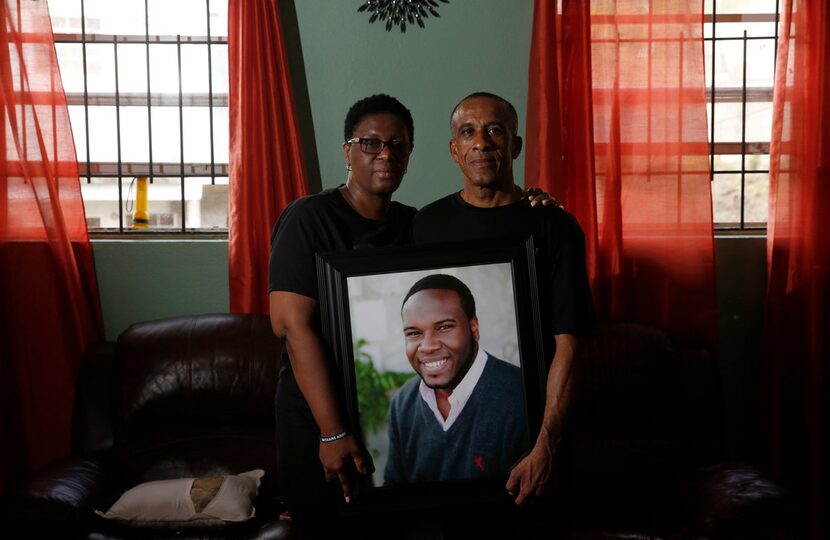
left=353, top=339, right=415, bottom=435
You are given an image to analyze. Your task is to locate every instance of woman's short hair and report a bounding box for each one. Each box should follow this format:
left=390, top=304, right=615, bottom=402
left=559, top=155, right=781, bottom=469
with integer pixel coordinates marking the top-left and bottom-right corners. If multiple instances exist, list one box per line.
left=344, top=94, right=414, bottom=143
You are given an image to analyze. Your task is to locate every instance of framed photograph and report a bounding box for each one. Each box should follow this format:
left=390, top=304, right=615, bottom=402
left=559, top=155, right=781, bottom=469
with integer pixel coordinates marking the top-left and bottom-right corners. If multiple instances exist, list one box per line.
left=316, top=238, right=546, bottom=511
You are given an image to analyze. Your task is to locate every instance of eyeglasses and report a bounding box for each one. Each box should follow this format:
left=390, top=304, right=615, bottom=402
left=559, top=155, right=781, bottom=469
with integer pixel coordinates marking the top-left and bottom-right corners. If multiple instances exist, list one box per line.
left=346, top=137, right=414, bottom=156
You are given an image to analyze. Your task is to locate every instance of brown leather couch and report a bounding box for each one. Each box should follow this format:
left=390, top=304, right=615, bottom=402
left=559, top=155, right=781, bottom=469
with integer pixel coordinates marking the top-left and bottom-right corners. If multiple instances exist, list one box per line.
left=7, top=315, right=791, bottom=539
left=8, top=314, right=291, bottom=539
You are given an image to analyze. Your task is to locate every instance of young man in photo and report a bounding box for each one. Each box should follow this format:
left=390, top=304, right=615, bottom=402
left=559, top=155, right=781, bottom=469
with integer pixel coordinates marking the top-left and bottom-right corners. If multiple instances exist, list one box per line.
left=385, top=274, right=528, bottom=485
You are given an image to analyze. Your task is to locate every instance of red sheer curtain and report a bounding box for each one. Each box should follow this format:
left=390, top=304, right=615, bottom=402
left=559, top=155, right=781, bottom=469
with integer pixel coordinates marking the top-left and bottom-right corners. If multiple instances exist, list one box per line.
left=0, top=0, right=103, bottom=491
left=526, top=0, right=718, bottom=348
left=228, top=0, right=308, bottom=314
left=763, top=0, right=830, bottom=537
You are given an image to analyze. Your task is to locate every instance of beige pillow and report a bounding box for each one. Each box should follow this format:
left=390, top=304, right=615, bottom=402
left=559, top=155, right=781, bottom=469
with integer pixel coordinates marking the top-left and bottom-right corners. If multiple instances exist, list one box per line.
left=96, top=469, right=264, bottom=528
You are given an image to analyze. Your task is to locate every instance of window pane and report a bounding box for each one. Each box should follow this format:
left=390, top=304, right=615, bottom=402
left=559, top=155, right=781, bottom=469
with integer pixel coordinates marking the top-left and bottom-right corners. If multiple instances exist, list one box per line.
left=212, top=106, right=229, bottom=163
left=84, top=0, right=146, bottom=36
left=746, top=39, right=776, bottom=87
left=182, top=107, right=212, bottom=162
left=49, top=0, right=82, bottom=34
left=181, top=45, right=210, bottom=94
left=86, top=43, right=116, bottom=93
left=68, top=106, right=87, bottom=162
left=712, top=40, right=745, bottom=87
left=55, top=43, right=84, bottom=94
left=80, top=177, right=125, bottom=229
left=185, top=177, right=228, bottom=229
left=149, top=44, right=179, bottom=94
left=745, top=101, right=773, bottom=141
left=208, top=0, right=228, bottom=37
left=148, top=0, right=207, bottom=37
left=745, top=153, right=770, bottom=171
left=712, top=173, right=742, bottom=224
left=86, top=106, right=118, bottom=162
left=712, top=102, right=743, bottom=142
left=707, top=0, right=779, bottom=14
left=704, top=39, right=713, bottom=87
left=210, top=44, right=228, bottom=94
left=150, top=107, right=182, bottom=163
left=117, top=44, right=148, bottom=93
left=744, top=173, right=769, bottom=223
left=119, top=107, right=150, bottom=162
left=713, top=153, right=742, bottom=172
left=711, top=22, right=777, bottom=38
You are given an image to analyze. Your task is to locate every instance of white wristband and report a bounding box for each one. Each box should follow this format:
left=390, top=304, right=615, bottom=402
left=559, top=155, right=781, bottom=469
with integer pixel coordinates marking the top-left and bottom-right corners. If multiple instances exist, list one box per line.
left=320, top=431, right=348, bottom=443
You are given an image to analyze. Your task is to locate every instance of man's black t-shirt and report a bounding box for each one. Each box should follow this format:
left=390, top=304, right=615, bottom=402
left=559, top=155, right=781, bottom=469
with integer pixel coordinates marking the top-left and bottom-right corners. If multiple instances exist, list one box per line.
left=412, top=192, right=595, bottom=363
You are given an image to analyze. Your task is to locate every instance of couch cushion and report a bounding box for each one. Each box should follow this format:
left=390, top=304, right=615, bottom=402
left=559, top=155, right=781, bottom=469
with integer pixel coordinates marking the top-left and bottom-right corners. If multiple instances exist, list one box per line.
left=97, top=469, right=264, bottom=527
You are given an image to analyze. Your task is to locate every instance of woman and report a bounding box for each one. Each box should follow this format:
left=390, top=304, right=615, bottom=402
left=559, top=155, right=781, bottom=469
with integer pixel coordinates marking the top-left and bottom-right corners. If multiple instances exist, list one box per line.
left=268, top=94, right=416, bottom=537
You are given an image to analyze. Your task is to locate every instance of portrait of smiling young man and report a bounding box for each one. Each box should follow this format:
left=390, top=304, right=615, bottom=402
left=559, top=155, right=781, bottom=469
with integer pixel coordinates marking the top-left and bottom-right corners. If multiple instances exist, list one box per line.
left=384, top=274, right=528, bottom=486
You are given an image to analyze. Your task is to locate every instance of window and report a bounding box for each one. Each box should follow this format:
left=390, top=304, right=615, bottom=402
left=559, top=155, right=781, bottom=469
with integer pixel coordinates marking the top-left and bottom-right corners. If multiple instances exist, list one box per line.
left=49, top=0, right=229, bottom=233
left=704, top=0, right=779, bottom=230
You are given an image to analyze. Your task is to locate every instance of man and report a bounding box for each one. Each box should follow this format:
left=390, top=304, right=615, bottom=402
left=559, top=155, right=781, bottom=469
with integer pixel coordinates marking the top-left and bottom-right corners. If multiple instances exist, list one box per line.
left=412, top=92, right=596, bottom=506
left=384, top=274, right=529, bottom=485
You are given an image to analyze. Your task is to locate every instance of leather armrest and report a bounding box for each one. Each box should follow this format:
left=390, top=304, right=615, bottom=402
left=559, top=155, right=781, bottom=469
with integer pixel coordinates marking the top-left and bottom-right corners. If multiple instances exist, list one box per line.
left=11, top=450, right=116, bottom=528
left=681, top=462, right=793, bottom=538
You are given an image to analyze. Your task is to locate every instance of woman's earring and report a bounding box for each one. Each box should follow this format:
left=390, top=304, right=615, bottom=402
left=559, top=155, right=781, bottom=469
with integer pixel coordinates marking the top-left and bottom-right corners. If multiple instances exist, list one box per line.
left=346, top=163, right=352, bottom=171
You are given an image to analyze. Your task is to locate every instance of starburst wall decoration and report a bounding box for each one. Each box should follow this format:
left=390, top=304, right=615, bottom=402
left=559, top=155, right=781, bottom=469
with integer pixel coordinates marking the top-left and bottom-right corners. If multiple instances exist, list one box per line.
left=358, top=0, right=450, bottom=33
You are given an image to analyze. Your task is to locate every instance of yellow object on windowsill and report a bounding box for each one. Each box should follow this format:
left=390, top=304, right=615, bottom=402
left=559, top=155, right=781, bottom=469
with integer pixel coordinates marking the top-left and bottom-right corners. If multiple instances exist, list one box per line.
left=133, top=176, right=149, bottom=229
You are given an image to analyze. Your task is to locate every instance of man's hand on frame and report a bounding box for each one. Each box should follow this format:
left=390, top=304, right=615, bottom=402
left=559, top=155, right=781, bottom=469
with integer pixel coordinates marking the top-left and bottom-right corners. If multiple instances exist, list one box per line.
left=505, top=440, right=556, bottom=506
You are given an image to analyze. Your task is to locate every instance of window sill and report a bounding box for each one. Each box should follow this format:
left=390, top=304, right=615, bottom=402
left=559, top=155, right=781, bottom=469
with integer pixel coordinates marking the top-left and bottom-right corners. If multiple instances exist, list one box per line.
left=90, top=231, right=228, bottom=240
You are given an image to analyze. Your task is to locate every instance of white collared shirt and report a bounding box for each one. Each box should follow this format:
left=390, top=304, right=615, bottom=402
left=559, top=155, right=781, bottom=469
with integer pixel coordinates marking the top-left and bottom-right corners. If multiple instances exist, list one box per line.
left=418, top=346, right=488, bottom=431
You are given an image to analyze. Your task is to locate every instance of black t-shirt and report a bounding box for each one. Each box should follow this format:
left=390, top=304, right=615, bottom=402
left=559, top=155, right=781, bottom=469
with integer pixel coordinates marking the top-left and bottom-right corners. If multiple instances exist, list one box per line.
left=268, top=186, right=415, bottom=404
left=412, top=192, right=595, bottom=363
left=268, top=187, right=416, bottom=299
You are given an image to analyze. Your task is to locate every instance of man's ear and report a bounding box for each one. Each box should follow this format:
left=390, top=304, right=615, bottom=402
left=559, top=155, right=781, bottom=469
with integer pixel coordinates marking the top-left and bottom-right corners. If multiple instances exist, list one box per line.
left=512, top=135, right=523, bottom=159
left=470, top=316, right=480, bottom=342
left=449, top=139, right=460, bottom=164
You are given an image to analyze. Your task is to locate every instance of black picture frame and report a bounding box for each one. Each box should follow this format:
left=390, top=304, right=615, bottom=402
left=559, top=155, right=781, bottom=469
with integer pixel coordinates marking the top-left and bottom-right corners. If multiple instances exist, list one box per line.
left=316, top=237, right=546, bottom=513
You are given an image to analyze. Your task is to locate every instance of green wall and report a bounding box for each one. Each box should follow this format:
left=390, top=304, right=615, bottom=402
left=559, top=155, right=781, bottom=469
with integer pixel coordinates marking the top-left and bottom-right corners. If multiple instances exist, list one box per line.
left=714, top=235, right=767, bottom=457
left=93, top=240, right=228, bottom=340
left=291, top=0, right=533, bottom=208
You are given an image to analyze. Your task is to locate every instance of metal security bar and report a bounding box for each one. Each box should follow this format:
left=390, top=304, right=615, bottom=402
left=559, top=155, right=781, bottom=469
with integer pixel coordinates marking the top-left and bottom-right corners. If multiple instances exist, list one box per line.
left=705, top=0, right=780, bottom=230
left=52, top=0, right=228, bottom=234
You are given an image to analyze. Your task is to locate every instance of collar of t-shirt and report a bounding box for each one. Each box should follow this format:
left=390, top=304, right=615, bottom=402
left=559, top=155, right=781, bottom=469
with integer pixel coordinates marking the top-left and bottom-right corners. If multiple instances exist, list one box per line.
left=418, top=346, right=488, bottom=431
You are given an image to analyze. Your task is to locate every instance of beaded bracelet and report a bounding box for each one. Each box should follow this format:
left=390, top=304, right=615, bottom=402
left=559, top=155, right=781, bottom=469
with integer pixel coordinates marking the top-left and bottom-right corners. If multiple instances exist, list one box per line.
left=320, top=431, right=348, bottom=443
